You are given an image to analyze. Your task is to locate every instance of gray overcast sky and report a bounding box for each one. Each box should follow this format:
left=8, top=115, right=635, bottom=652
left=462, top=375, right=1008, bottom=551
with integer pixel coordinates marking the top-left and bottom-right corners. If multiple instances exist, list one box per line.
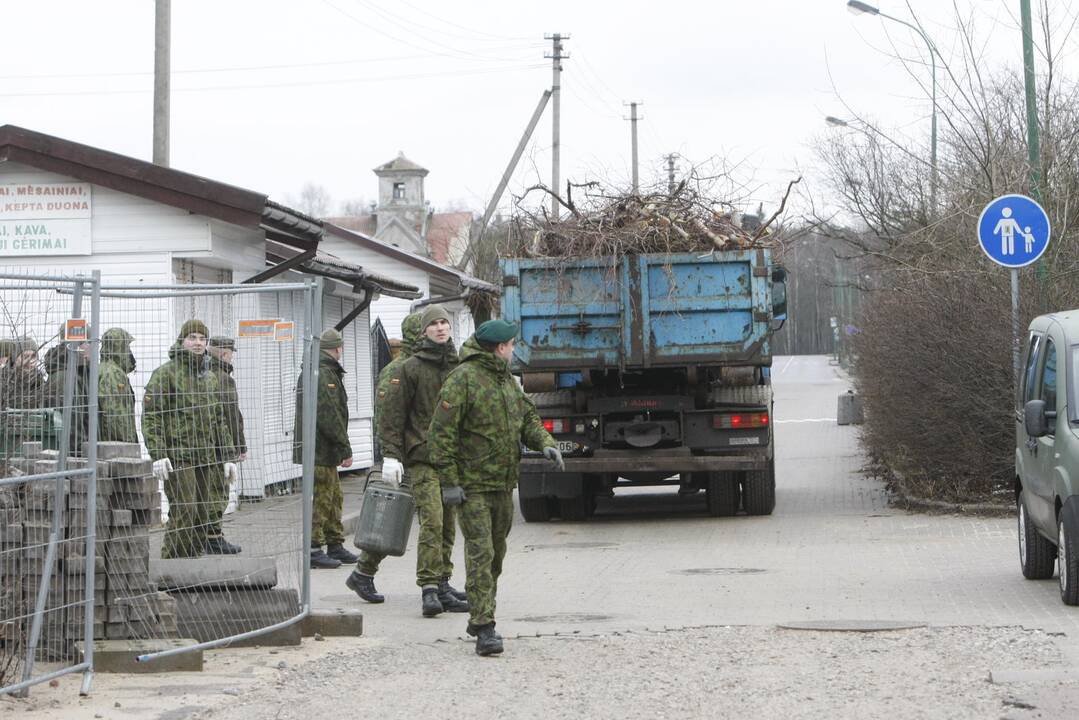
left=0, top=1, right=1060, bottom=218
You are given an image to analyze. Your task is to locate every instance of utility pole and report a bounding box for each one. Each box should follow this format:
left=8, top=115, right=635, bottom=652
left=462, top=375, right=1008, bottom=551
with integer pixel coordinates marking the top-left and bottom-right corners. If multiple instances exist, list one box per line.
left=545, top=33, right=569, bottom=218
left=1020, top=0, right=1048, bottom=312
left=664, top=153, right=679, bottom=195
left=624, top=102, right=642, bottom=193
left=153, top=0, right=170, bottom=167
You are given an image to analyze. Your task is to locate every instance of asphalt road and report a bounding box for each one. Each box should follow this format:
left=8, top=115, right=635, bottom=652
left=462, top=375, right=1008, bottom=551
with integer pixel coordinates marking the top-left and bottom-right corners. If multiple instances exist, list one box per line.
left=10, top=354, right=1079, bottom=719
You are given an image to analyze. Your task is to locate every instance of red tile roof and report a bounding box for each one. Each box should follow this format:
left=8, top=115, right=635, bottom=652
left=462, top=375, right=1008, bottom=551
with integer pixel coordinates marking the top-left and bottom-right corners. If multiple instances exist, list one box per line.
left=426, top=211, right=473, bottom=264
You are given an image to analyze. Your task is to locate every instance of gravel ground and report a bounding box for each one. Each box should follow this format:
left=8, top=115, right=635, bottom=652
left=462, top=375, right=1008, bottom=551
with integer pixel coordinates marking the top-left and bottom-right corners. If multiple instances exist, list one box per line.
left=194, top=625, right=1076, bottom=720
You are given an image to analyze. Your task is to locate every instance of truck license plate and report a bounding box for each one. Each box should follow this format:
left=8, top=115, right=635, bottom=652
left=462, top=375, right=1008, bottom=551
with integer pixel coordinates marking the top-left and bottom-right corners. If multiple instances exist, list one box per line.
left=557, top=440, right=580, bottom=453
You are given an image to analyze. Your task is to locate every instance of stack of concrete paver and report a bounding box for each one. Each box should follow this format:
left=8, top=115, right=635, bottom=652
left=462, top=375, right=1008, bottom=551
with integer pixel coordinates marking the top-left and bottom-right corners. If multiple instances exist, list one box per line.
left=0, top=440, right=178, bottom=662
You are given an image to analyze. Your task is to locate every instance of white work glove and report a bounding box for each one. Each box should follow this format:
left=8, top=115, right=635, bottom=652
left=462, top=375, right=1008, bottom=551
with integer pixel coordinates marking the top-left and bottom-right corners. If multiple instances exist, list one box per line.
left=224, top=462, right=239, bottom=483
left=381, top=457, right=403, bottom=486
left=152, top=457, right=173, bottom=482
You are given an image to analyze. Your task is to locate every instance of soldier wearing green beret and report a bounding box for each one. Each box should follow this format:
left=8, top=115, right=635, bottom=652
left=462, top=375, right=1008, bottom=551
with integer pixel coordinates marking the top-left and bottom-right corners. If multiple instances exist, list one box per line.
left=293, top=327, right=358, bottom=569
left=143, top=320, right=238, bottom=558
left=428, top=319, right=563, bottom=655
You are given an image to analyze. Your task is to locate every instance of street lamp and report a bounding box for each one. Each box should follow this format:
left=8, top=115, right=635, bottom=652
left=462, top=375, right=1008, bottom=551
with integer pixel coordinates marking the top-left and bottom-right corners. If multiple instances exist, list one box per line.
left=846, top=0, right=938, bottom=208
left=824, top=116, right=849, bottom=127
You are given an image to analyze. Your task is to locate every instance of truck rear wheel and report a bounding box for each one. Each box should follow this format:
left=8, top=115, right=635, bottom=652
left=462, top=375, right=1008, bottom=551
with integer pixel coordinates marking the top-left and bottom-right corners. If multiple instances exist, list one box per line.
left=520, top=496, right=552, bottom=523
left=705, top=472, right=740, bottom=517
left=558, top=494, right=590, bottom=521
left=742, top=460, right=776, bottom=516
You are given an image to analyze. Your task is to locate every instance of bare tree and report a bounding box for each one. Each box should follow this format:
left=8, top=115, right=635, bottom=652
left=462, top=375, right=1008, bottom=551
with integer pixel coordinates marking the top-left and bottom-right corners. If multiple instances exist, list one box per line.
left=287, top=182, right=332, bottom=218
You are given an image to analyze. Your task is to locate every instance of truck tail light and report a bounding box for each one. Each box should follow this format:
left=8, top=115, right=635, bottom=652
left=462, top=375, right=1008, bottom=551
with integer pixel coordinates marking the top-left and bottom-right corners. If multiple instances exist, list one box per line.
left=543, top=418, right=570, bottom=434
left=712, top=412, right=769, bottom=429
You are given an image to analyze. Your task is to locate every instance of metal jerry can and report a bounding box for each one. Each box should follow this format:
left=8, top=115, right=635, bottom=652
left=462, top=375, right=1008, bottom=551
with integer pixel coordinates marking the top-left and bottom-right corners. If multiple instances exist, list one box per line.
left=353, top=481, right=414, bottom=556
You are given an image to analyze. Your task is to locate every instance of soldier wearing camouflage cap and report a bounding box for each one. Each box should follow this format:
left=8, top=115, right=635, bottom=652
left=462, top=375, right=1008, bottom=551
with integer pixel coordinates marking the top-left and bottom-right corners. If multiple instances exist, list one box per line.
left=293, top=327, right=357, bottom=569
left=98, top=327, right=138, bottom=444
left=349, top=305, right=468, bottom=615
left=207, top=336, right=247, bottom=547
left=143, top=319, right=239, bottom=558
left=428, top=319, right=562, bottom=656
left=347, top=311, right=423, bottom=602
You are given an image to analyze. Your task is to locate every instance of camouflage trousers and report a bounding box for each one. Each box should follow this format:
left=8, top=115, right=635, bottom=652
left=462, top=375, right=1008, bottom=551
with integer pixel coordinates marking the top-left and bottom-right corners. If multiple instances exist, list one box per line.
left=162, top=464, right=222, bottom=559
left=205, top=464, right=229, bottom=538
left=312, top=465, right=345, bottom=547
left=458, top=489, right=514, bottom=627
left=357, top=463, right=457, bottom=587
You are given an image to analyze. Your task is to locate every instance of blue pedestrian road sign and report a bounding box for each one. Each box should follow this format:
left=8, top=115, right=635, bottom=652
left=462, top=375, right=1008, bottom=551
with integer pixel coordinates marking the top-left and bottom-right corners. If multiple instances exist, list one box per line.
left=977, top=194, right=1051, bottom=268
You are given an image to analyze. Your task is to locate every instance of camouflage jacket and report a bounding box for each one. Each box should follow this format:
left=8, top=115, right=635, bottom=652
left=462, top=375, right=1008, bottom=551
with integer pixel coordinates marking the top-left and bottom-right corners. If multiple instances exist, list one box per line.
left=381, top=337, right=457, bottom=465
left=209, top=355, right=246, bottom=455
left=374, top=312, right=423, bottom=448
left=98, top=328, right=138, bottom=444
left=43, top=344, right=90, bottom=455
left=292, top=350, right=351, bottom=467
left=143, top=344, right=235, bottom=467
left=1, top=365, right=45, bottom=409
left=428, top=336, right=555, bottom=493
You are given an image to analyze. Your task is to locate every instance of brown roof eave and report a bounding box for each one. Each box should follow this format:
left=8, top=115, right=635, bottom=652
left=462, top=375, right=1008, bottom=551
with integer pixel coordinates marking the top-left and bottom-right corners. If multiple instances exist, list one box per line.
left=0, top=125, right=265, bottom=227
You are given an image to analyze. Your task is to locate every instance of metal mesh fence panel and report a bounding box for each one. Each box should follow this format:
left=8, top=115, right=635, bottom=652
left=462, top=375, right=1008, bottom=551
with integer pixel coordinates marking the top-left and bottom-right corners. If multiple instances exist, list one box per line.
left=1, top=271, right=99, bottom=696
left=85, top=280, right=319, bottom=665
left=3, top=275, right=320, bottom=690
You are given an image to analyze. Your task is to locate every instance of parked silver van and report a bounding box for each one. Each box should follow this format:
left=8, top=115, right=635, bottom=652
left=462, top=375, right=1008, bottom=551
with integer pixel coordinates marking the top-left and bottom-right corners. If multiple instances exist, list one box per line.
left=1016, top=311, right=1079, bottom=605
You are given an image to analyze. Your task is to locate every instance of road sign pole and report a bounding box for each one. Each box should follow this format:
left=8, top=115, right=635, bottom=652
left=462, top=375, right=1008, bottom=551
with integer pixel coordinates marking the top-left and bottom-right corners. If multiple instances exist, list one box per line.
left=1011, top=268, right=1021, bottom=387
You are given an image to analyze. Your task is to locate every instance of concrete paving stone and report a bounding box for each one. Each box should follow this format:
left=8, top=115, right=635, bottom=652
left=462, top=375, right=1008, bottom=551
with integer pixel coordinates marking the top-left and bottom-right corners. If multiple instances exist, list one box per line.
left=170, top=587, right=301, bottom=645
left=111, top=490, right=161, bottom=510
left=150, top=556, right=279, bottom=591
left=301, top=609, right=364, bottom=637
left=110, top=475, right=156, bottom=495
left=106, top=458, right=153, bottom=478
left=91, top=442, right=142, bottom=460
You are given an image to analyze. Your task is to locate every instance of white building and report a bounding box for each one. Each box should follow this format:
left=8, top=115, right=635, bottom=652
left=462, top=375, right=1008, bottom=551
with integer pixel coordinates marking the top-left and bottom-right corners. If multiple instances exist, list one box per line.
left=0, top=125, right=420, bottom=496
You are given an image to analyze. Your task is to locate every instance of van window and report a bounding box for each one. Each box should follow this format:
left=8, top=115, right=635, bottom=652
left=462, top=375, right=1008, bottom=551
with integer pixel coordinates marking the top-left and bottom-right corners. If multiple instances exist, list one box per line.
left=1041, top=339, right=1058, bottom=433
left=1022, top=333, right=1042, bottom=406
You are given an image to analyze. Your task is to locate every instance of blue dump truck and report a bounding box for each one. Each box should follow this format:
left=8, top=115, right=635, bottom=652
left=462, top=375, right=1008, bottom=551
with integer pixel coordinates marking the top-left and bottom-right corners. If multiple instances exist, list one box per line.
left=501, top=248, right=787, bottom=521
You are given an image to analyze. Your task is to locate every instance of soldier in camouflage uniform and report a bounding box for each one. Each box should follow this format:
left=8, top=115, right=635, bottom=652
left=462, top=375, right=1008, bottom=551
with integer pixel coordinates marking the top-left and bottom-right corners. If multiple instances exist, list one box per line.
left=428, top=319, right=562, bottom=656
left=0, top=338, right=15, bottom=411
left=1, top=338, right=47, bottom=469
left=98, top=328, right=138, bottom=444
left=350, top=305, right=469, bottom=615
left=347, top=311, right=423, bottom=602
left=43, top=327, right=91, bottom=455
left=207, top=337, right=246, bottom=551
left=143, top=320, right=238, bottom=559
left=4, top=338, right=45, bottom=409
left=293, top=328, right=357, bottom=569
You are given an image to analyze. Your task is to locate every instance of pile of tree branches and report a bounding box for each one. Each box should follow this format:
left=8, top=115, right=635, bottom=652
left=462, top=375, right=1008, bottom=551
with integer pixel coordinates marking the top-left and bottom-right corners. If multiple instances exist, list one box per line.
left=511, top=177, right=798, bottom=259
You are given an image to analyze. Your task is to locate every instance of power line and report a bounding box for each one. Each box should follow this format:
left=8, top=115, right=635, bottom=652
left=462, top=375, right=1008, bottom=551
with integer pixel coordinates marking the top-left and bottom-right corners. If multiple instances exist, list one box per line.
left=0, top=52, right=538, bottom=82
left=325, top=0, right=536, bottom=64
left=0, top=62, right=547, bottom=98
left=394, top=0, right=536, bottom=42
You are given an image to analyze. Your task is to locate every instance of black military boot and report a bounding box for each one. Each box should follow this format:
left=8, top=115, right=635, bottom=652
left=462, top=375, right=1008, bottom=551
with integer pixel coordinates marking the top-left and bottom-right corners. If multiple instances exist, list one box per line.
left=421, top=587, right=444, bottom=617
left=310, top=547, right=342, bottom=569
left=326, top=543, right=358, bottom=564
left=438, top=579, right=468, bottom=602
left=205, top=537, right=242, bottom=555
left=345, top=571, right=384, bottom=603
left=437, top=588, right=469, bottom=612
left=474, top=623, right=504, bottom=656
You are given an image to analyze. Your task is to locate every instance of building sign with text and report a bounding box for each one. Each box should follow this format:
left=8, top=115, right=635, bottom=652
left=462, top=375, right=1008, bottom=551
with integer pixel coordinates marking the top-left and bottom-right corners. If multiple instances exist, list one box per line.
left=0, top=182, right=92, bottom=256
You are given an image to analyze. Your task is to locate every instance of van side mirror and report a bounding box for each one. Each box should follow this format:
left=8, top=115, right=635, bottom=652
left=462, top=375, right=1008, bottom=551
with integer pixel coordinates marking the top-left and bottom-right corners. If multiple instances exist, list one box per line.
left=1024, top=399, right=1051, bottom=437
